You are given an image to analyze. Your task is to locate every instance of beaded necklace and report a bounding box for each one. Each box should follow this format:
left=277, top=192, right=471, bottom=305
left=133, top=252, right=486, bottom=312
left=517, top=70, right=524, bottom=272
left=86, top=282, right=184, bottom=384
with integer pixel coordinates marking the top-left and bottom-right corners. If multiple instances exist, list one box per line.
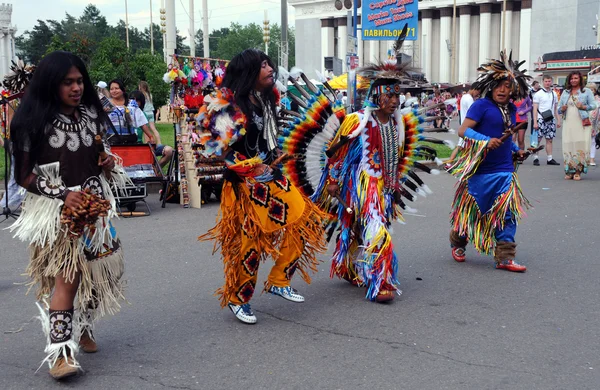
left=375, top=115, right=399, bottom=191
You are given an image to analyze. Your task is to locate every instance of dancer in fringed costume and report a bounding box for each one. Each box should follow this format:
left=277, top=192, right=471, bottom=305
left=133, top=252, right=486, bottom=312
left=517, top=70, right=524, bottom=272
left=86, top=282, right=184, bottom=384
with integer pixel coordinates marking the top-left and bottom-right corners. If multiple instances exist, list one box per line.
left=197, top=49, right=327, bottom=324
left=447, top=50, right=533, bottom=272
left=278, top=25, right=452, bottom=303
left=9, top=52, right=129, bottom=380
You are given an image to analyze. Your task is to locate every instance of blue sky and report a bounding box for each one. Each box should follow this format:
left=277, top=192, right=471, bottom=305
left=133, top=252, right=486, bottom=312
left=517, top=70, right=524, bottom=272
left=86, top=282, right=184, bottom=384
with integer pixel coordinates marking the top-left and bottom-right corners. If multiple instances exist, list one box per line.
left=11, top=0, right=293, bottom=43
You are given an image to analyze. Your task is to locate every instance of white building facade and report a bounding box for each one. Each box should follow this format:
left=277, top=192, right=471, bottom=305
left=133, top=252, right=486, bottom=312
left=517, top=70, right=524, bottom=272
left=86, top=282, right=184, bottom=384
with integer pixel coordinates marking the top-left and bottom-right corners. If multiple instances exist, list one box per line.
left=0, top=3, right=17, bottom=80
left=290, top=0, right=533, bottom=84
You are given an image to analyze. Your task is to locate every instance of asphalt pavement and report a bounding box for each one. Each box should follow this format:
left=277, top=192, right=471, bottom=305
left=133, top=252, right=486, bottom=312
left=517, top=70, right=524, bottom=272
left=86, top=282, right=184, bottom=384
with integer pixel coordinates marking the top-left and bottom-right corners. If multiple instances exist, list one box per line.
left=1, top=125, right=599, bottom=389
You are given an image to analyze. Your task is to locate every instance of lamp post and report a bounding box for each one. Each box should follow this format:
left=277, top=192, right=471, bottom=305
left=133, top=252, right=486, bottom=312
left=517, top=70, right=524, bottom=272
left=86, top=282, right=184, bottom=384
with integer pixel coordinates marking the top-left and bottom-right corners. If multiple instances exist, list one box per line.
left=263, top=10, right=270, bottom=55
left=160, top=4, right=167, bottom=61
left=451, top=0, right=456, bottom=83
left=125, top=0, right=130, bottom=49
left=150, top=0, right=154, bottom=54
left=501, top=0, right=507, bottom=50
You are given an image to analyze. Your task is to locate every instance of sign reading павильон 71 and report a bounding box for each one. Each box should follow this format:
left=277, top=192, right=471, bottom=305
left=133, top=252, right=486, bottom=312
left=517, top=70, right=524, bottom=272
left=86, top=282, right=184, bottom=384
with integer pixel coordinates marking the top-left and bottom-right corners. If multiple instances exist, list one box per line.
left=362, top=0, right=418, bottom=41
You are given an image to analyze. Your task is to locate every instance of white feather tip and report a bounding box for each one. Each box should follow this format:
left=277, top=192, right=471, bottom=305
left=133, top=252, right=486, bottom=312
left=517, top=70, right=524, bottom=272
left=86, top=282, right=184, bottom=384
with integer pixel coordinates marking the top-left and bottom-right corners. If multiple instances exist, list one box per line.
left=443, top=140, right=456, bottom=149
left=430, top=169, right=441, bottom=175
left=275, top=80, right=287, bottom=92
left=422, top=184, right=433, bottom=194
left=289, top=67, right=303, bottom=80
left=315, top=70, right=327, bottom=83
left=277, top=67, right=290, bottom=84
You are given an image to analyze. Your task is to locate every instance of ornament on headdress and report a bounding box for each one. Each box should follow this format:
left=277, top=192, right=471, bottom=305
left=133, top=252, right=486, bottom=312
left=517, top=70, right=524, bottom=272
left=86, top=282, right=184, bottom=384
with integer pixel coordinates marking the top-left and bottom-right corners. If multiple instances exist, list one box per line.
left=2, top=58, right=36, bottom=94
left=472, top=50, right=532, bottom=99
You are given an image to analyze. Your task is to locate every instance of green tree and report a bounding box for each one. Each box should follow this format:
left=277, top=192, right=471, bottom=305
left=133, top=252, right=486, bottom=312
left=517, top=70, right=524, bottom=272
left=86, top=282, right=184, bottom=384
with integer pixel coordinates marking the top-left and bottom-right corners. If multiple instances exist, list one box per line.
left=267, top=24, right=296, bottom=68
left=16, top=20, right=54, bottom=63
left=88, top=36, right=134, bottom=88
left=130, top=50, right=171, bottom=107
left=213, top=23, right=262, bottom=60
left=142, top=23, right=165, bottom=58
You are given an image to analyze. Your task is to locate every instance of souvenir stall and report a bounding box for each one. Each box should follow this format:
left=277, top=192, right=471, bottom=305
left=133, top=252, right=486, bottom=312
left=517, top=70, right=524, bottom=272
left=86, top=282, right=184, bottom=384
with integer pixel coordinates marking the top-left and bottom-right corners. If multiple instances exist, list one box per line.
left=163, top=54, right=228, bottom=208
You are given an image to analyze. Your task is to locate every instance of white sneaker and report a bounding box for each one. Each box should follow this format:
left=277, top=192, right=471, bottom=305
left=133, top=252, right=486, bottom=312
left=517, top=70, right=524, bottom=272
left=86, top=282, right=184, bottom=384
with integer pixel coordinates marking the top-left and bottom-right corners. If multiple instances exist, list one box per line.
left=227, top=303, right=257, bottom=324
left=268, top=286, right=305, bottom=303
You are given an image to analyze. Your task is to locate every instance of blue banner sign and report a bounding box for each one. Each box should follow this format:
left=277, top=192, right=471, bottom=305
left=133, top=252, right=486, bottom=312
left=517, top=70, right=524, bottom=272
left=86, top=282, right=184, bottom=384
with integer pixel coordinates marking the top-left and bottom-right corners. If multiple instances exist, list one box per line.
left=362, top=0, right=418, bottom=41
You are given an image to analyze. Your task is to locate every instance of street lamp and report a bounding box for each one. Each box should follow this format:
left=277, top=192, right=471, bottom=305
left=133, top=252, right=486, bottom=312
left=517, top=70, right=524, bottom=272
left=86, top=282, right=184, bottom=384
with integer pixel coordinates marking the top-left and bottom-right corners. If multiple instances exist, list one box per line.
left=263, top=11, right=270, bottom=55
left=125, top=0, right=130, bottom=49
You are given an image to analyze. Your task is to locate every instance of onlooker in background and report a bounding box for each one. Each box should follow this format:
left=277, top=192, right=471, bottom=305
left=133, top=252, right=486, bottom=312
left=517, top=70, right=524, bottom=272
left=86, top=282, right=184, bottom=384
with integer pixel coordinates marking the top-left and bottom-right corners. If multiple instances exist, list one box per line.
left=432, top=87, right=444, bottom=128
left=589, top=84, right=600, bottom=166
left=107, top=79, right=153, bottom=145
left=557, top=72, right=596, bottom=180
left=514, top=93, right=533, bottom=151
left=130, top=90, right=173, bottom=168
left=96, top=81, right=109, bottom=98
left=529, top=81, right=541, bottom=146
left=446, top=88, right=479, bottom=168
left=532, top=75, right=561, bottom=166
left=138, top=81, right=159, bottom=135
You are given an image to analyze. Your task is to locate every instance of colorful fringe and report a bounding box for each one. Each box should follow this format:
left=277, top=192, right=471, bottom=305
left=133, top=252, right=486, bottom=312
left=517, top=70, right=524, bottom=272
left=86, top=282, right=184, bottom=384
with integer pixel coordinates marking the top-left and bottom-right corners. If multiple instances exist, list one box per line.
left=450, top=173, right=531, bottom=255
left=278, top=90, right=346, bottom=196
left=447, top=138, right=489, bottom=181
left=196, top=88, right=247, bottom=158
left=199, top=178, right=328, bottom=308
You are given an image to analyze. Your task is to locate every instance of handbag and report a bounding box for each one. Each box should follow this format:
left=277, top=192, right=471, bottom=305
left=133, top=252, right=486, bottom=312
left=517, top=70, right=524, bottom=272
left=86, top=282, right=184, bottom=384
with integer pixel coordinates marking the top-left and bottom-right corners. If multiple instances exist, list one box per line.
left=538, top=89, right=555, bottom=122
left=540, top=110, right=554, bottom=122
left=582, top=117, right=591, bottom=127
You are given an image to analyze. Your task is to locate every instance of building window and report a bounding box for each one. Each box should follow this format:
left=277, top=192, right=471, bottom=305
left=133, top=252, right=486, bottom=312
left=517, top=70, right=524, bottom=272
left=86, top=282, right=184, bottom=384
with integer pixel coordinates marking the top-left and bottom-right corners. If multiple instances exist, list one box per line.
left=557, top=77, right=566, bottom=86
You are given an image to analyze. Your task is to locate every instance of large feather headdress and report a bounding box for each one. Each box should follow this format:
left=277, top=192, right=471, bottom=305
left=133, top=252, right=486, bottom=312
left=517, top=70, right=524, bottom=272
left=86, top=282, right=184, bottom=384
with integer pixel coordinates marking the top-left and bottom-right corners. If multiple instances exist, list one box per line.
left=358, top=24, right=414, bottom=84
left=472, top=50, right=532, bottom=99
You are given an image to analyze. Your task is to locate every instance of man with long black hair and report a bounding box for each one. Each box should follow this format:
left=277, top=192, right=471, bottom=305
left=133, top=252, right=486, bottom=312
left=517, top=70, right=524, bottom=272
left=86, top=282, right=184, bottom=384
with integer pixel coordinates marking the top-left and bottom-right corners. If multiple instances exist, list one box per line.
left=198, top=49, right=327, bottom=324
left=10, top=51, right=129, bottom=380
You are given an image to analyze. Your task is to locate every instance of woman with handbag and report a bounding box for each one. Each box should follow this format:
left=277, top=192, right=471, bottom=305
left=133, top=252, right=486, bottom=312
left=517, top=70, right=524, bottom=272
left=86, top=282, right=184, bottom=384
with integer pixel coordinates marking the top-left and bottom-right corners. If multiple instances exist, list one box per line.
left=587, top=84, right=600, bottom=166
left=558, top=71, right=597, bottom=180
left=107, top=79, right=153, bottom=145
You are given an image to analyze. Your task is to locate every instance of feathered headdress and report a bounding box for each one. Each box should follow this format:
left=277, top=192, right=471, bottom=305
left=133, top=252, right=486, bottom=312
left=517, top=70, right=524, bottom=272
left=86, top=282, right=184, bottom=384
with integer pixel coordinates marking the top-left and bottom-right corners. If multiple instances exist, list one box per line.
left=472, top=50, right=532, bottom=99
left=2, top=59, right=35, bottom=94
left=358, top=24, right=417, bottom=106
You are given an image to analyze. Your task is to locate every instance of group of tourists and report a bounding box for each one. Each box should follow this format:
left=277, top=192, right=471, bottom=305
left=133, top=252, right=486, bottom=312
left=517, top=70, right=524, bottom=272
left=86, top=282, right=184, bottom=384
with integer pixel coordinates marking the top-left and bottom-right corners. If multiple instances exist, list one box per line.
left=6, top=40, right=594, bottom=382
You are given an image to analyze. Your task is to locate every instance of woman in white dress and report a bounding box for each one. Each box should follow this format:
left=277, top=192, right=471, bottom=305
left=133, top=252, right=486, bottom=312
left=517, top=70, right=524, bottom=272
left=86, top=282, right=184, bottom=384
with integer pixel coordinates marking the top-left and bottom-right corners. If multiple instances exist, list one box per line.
left=557, top=71, right=597, bottom=180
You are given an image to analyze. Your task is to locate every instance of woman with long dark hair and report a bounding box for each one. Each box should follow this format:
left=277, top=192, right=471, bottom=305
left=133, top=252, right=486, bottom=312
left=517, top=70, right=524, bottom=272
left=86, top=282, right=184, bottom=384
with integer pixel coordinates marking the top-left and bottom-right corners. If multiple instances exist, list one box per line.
left=557, top=71, right=597, bottom=180
left=106, top=79, right=153, bottom=144
left=10, top=51, right=129, bottom=380
left=198, top=49, right=327, bottom=324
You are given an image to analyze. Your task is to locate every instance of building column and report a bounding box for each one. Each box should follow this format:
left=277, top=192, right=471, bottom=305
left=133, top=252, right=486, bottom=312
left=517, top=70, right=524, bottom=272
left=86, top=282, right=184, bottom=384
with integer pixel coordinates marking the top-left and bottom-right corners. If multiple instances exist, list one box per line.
left=10, top=31, right=15, bottom=61
left=321, top=18, right=335, bottom=74
left=439, top=8, right=452, bottom=82
left=478, top=4, right=492, bottom=66
left=337, top=18, right=348, bottom=72
left=357, top=22, right=364, bottom=67
left=368, top=40, right=379, bottom=63
left=458, top=7, right=471, bottom=83
left=0, top=32, right=6, bottom=77
left=421, top=10, right=433, bottom=82
left=501, top=1, right=514, bottom=51
left=519, top=0, right=532, bottom=72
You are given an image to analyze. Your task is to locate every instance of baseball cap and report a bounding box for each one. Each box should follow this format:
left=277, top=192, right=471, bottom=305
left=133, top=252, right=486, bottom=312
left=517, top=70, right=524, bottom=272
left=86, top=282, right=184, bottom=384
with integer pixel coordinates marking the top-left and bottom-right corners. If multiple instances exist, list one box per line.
left=97, top=81, right=107, bottom=89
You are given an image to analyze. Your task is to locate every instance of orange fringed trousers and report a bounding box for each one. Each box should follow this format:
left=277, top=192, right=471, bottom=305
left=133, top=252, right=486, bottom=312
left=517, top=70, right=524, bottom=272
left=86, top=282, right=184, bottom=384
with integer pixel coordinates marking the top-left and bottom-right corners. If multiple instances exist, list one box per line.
left=200, top=173, right=328, bottom=307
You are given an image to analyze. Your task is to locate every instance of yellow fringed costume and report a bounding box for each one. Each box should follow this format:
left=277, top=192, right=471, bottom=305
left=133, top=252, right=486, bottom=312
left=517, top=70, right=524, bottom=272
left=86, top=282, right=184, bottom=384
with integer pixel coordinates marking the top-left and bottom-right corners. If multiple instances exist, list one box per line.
left=197, top=88, right=327, bottom=309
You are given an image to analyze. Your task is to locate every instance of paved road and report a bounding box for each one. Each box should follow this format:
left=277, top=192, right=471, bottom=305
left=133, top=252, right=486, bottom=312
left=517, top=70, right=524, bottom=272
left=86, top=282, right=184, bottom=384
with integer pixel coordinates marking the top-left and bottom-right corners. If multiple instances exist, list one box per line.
left=1, top=130, right=599, bottom=389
